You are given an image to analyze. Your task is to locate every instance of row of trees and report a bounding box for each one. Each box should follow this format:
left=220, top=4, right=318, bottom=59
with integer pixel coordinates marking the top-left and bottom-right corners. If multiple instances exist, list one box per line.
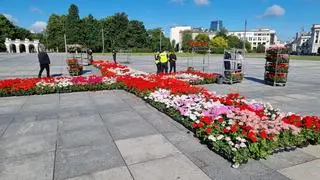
left=46, top=4, right=171, bottom=52
left=0, top=14, right=45, bottom=52
left=181, top=29, right=253, bottom=53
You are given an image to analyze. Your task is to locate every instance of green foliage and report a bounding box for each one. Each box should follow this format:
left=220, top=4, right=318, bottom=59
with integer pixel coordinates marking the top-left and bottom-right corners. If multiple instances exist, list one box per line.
left=210, top=37, right=228, bottom=49
left=82, top=14, right=101, bottom=52
left=227, top=35, right=242, bottom=49
left=47, top=14, right=66, bottom=51
left=181, top=30, right=193, bottom=52
left=0, top=14, right=32, bottom=52
left=216, top=27, right=228, bottom=38
left=257, top=44, right=266, bottom=53
left=147, top=28, right=170, bottom=52
left=65, top=4, right=81, bottom=45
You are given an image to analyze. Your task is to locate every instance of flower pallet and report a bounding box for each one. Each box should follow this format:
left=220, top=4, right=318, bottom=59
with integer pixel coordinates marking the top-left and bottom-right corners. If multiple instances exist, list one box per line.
left=264, top=47, right=290, bottom=86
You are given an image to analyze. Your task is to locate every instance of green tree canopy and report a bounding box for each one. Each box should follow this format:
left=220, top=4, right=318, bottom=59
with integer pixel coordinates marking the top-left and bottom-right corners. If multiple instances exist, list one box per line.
left=257, top=44, right=266, bottom=53
left=210, top=36, right=228, bottom=54
left=65, top=4, right=81, bottom=44
left=47, top=14, right=66, bottom=51
left=181, top=30, right=193, bottom=52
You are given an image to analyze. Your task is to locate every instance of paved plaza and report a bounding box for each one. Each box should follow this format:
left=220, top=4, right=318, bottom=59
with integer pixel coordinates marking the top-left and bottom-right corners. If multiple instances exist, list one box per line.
left=0, top=53, right=320, bottom=180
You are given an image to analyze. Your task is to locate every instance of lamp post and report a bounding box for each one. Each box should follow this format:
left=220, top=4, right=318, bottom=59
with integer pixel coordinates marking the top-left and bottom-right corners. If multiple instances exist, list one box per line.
left=159, top=28, right=164, bottom=52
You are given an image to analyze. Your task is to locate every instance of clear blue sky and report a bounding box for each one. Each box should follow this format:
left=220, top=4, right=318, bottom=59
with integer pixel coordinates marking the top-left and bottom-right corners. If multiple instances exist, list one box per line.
left=1, top=0, right=319, bottom=41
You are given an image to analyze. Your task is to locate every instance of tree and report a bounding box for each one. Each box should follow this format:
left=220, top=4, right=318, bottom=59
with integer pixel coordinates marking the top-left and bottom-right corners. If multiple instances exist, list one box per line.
left=82, top=14, right=101, bottom=52
left=127, top=20, right=149, bottom=50
left=216, top=27, right=228, bottom=38
left=257, top=44, right=265, bottom=53
left=0, top=14, right=32, bottom=52
left=210, top=36, right=228, bottom=54
left=181, top=30, right=193, bottom=52
left=65, top=4, right=81, bottom=44
left=47, top=14, right=66, bottom=51
left=147, top=28, right=170, bottom=52
left=227, top=35, right=242, bottom=49
left=194, top=33, right=210, bottom=43
left=244, top=41, right=251, bottom=52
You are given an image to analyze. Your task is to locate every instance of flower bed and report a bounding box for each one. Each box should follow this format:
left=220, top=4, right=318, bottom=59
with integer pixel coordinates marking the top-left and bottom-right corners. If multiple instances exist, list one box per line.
left=0, top=76, right=120, bottom=97
left=1, top=60, right=319, bottom=168
left=93, top=60, right=320, bottom=167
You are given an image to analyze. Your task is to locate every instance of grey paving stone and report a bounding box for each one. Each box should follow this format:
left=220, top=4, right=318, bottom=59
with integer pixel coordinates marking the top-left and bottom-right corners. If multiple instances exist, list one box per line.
left=0, top=114, right=14, bottom=137
left=163, top=131, right=196, bottom=143
left=54, top=144, right=125, bottom=180
left=107, top=119, right=158, bottom=140
left=101, top=110, right=143, bottom=124
left=57, top=126, right=112, bottom=149
left=0, top=133, right=56, bottom=158
left=260, top=149, right=317, bottom=170
left=21, top=103, right=59, bottom=112
left=299, top=145, right=320, bottom=158
left=186, top=148, right=230, bottom=168
left=138, top=111, right=181, bottom=133
left=13, top=112, right=37, bottom=123
left=36, top=111, right=60, bottom=121
left=279, top=159, right=320, bottom=180
left=129, top=153, right=211, bottom=180
left=96, top=101, right=133, bottom=114
left=59, top=114, right=104, bottom=132
left=66, top=166, right=133, bottom=180
left=173, top=137, right=208, bottom=154
left=0, top=106, right=21, bottom=114
left=115, top=134, right=180, bottom=165
left=3, top=120, right=57, bottom=138
left=202, top=159, right=290, bottom=180
left=0, top=151, right=54, bottom=180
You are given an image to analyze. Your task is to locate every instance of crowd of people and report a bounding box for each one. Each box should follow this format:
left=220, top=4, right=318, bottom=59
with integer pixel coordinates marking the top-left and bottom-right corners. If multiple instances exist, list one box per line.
left=154, top=51, right=177, bottom=74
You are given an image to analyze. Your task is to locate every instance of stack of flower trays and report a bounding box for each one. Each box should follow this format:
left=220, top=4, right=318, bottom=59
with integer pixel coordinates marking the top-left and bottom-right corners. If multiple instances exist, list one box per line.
left=264, top=46, right=290, bottom=86
left=66, top=58, right=83, bottom=76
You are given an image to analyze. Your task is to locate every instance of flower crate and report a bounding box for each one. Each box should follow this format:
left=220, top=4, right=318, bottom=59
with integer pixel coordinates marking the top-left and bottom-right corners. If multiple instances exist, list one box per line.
left=66, top=58, right=83, bottom=76
left=264, top=46, right=290, bottom=86
left=223, top=49, right=245, bottom=84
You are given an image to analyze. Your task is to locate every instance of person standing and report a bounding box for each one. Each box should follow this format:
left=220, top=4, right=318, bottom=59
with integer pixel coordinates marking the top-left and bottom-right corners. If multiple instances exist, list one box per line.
left=87, top=49, right=93, bottom=65
left=169, top=51, right=177, bottom=73
left=154, top=51, right=161, bottom=74
left=38, top=46, right=51, bottom=78
left=112, top=49, right=117, bottom=63
left=159, top=51, right=168, bottom=74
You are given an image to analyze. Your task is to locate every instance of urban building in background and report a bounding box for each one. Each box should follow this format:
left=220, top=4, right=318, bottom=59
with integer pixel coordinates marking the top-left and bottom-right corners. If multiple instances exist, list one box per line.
left=289, top=24, right=320, bottom=55
left=210, top=20, right=223, bottom=31
left=228, top=28, right=278, bottom=50
left=170, top=25, right=278, bottom=51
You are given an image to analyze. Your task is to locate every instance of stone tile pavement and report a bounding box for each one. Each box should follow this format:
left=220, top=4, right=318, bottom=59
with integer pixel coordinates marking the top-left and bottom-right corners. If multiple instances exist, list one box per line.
left=0, top=90, right=319, bottom=180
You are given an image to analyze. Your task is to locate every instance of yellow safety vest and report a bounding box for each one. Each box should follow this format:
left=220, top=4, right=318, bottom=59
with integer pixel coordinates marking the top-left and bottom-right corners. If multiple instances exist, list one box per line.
left=159, top=52, right=168, bottom=63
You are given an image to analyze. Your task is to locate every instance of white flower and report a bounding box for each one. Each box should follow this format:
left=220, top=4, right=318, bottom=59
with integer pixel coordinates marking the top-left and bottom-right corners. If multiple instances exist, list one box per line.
left=240, top=142, right=247, bottom=148
left=228, top=141, right=234, bottom=146
left=217, top=135, right=224, bottom=140
left=235, top=144, right=240, bottom=149
left=225, top=137, right=231, bottom=141
left=208, top=135, right=216, bottom=142
left=231, top=148, right=237, bottom=152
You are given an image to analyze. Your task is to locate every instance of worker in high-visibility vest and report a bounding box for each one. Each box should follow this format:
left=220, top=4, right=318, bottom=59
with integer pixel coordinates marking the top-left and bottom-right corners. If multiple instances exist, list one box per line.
left=154, top=52, right=161, bottom=74
left=159, top=51, right=169, bottom=74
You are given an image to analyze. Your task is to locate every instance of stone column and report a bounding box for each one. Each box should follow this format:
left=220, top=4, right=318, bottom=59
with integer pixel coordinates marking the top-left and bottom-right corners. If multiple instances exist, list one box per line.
left=25, top=43, right=30, bottom=53
left=34, top=44, right=39, bottom=53
left=15, top=44, right=20, bottom=53
left=5, top=44, right=10, bottom=53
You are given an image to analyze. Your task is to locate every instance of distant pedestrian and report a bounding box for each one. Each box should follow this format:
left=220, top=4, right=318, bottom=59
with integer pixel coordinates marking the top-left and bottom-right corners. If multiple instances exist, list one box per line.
left=37, top=45, right=50, bottom=78
left=154, top=51, right=161, bottom=74
left=159, top=51, right=169, bottom=74
left=112, top=49, right=117, bottom=63
left=169, top=51, right=177, bottom=73
left=87, top=49, right=93, bottom=65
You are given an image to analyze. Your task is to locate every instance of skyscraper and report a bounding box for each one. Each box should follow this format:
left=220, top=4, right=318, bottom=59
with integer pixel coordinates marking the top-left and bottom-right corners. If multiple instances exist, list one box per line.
left=210, top=20, right=223, bottom=31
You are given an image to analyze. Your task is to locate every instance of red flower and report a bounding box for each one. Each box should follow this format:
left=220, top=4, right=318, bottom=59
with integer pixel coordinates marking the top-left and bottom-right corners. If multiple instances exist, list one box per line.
left=222, top=128, right=230, bottom=133
left=192, top=123, right=198, bottom=129
left=247, top=131, right=257, bottom=142
left=260, top=130, right=267, bottom=139
left=218, top=118, right=224, bottom=123
left=244, top=125, right=253, bottom=131
left=231, top=125, right=238, bottom=133
left=197, top=123, right=203, bottom=128
left=205, top=128, right=212, bottom=134
left=201, top=116, right=213, bottom=125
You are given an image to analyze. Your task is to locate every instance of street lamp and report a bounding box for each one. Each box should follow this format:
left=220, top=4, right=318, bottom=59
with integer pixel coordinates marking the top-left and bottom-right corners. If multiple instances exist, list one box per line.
left=159, top=28, right=164, bottom=52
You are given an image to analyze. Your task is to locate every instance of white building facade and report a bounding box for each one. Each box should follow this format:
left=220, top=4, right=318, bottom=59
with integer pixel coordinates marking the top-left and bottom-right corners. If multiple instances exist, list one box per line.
left=170, top=26, right=192, bottom=50
left=5, top=38, right=40, bottom=53
left=309, top=24, right=320, bottom=54
left=227, top=29, right=277, bottom=50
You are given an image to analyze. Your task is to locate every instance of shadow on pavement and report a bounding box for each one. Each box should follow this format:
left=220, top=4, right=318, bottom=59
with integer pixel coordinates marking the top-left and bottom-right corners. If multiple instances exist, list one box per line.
left=245, top=76, right=265, bottom=84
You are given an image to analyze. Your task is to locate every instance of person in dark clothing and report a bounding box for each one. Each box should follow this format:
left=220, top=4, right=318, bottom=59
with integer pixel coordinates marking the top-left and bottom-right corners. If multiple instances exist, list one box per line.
left=38, top=48, right=51, bottom=78
left=87, top=49, right=93, bottom=65
left=169, top=52, right=177, bottom=73
left=154, top=52, right=161, bottom=74
left=112, top=50, right=117, bottom=63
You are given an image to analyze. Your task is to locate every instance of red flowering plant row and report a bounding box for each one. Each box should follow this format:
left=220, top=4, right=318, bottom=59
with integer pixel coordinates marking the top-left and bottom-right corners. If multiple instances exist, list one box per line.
left=0, top=75, right=120, bottom=97
left=92, top=60, right=320, bottom=167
